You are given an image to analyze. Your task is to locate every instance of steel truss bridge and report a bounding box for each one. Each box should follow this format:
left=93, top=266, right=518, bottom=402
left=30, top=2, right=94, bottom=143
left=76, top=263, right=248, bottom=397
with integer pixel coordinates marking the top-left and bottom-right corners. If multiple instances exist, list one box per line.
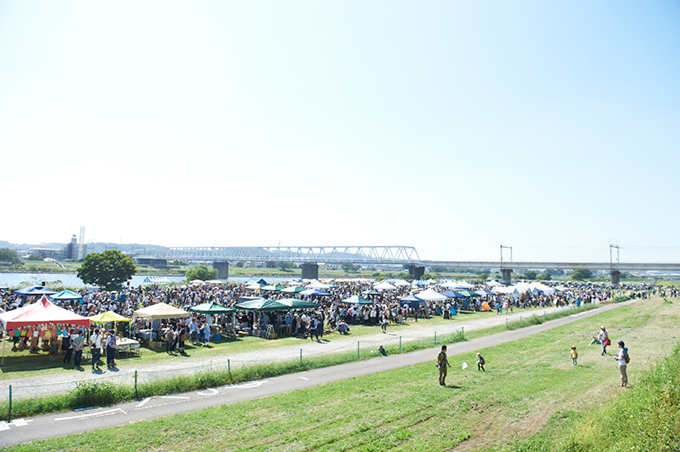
left=157, top=246, right=680, bottom=273
left=160, top=246, right=421, bottom=265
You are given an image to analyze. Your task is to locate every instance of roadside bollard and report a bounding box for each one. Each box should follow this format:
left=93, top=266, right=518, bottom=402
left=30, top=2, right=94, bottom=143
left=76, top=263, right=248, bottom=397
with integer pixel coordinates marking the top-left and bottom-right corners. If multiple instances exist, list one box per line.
left=228, top=360, right=231, bottom=379
left=8, top=385, right=11, bottom=422
left=434, top=331, right=437, bottom=345
left=134, top=371, right=138, bottom=400
left=357, top=342, right=360, bottom=359
left=300, top=349, right=302, bottom=365
left=399, top=336, right=402, bottom=351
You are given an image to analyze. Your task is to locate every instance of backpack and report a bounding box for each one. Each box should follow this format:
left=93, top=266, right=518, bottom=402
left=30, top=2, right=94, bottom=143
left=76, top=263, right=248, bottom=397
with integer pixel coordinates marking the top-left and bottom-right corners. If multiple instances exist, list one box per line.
left=624, top=349, right=630, bottom=364
left=62, top=335, right=71, bottom=349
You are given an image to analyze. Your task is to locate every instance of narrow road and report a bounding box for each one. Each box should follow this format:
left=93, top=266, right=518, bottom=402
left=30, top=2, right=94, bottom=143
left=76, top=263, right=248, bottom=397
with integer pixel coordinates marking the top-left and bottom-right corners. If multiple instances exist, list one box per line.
left=0, top=299, right=636, bottom=447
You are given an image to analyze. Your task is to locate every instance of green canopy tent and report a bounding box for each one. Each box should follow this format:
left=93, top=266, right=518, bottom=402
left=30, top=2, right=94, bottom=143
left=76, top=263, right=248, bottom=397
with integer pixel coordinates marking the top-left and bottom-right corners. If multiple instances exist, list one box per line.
left=277, top=298, right=317, bottom=309
left=342, top=295, right=373, bottom=305
left=235, top=298, right=289, bottom=312
left=189, top=302, right=236, bottom=314
left=280, top=286, right=304, bottom=294
left=260, top=285, right=284, bottom=292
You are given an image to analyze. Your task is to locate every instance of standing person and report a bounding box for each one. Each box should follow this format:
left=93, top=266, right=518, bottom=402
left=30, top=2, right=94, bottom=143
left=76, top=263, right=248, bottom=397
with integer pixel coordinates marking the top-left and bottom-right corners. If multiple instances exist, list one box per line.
left=166, top=327, right=176, bottom=354
left=309, top=316, right=317, bottom=341
left=476, top=353, right=486, bottom=372
left=72, top=329, right=84, bottom=369
left=90, top=328, right=103, bottom=370
left=614, top=340, right=629, bottom=387
left=381, top=313, right=388, bottom=334
left=203, top=322, right=211, bottom=346
left=436, top=345, right=451, bottom=386
left=106, top=329, right=117, bottom=368
left=571, top=346, right=578, bottom=366
left=189, top=317, right=198, bottom=344
left=598, top=326, right=610, bottom=355
left=178, top=324, right=187, bottom=354
left=62, top=329, right=73, bottom=365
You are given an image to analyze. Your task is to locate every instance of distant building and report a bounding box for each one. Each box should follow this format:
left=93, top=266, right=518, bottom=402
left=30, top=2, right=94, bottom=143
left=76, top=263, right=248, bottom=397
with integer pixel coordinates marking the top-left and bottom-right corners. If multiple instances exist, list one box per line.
left=62, top=235, right=79, bottom=260
left=28, top=248, right=61, bottom=260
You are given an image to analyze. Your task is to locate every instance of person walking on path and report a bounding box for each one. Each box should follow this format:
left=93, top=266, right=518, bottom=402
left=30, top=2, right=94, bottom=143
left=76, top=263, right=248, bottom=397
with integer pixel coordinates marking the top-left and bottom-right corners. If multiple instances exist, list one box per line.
left=381, top=313, right=388, bottom=334
left=614, top=340, right=629, bottom=387
left=476, top=352, right=485, bottom=371
left=106, top=329, right=117, bottom=368
left=436, top=345, right=451, bottom=386
left=571, top=346, right=578, bottom=366
left=90, top=328, right=103, bottom=370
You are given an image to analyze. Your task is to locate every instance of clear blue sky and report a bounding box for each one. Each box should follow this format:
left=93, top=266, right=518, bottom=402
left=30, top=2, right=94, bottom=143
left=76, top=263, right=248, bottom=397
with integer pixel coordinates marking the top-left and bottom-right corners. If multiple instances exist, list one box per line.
left=1, top=1, right=679, bottom=263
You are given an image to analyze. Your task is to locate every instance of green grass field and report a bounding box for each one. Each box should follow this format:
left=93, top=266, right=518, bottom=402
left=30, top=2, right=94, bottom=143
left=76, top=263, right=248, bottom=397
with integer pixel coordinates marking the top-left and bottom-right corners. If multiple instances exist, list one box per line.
left=4, top=297, right=678, bottom=451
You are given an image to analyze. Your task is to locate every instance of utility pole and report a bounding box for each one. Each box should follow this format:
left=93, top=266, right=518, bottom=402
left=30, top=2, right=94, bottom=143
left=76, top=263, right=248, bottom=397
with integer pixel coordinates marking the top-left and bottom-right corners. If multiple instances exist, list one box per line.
left=610, top=242, right=621, bottom=286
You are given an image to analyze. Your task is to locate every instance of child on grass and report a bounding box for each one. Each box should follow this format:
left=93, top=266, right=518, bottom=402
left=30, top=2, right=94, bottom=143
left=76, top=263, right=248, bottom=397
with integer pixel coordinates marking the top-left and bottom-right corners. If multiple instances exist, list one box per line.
left=571, top=346, right=578, bottom=366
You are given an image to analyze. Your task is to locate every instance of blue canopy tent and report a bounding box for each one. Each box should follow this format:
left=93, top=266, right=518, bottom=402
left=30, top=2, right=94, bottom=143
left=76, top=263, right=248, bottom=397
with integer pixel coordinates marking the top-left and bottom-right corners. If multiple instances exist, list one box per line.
left=400, top=294, right=425, bottom=309
left=13, top=286, right=57, bottom=299
left=50, top=290, right=83, bottom=303
left=441, top=290, right=465, bottom=299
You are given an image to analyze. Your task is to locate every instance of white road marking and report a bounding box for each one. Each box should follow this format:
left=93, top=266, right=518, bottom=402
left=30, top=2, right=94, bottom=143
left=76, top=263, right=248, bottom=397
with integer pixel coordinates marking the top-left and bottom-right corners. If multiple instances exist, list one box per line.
left=136, top=398, right=152, bottom=408
left=0, top=423, right=10, bottom=431
left=54, top=408, right=124, bottom=421
left=197, top=388, right=219, bottom=396
left=12, top=419, right=31, bottom=427
left=299, top=377, right=309, bottom=380
left=160, top=396, right=191, bottom=399
left=225, top=380, right=268, bottom=389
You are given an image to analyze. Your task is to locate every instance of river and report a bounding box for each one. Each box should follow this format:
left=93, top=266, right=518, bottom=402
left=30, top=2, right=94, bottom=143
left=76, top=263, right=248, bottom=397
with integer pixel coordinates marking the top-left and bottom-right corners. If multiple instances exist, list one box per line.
left=0, top=273, right=294, bottom=289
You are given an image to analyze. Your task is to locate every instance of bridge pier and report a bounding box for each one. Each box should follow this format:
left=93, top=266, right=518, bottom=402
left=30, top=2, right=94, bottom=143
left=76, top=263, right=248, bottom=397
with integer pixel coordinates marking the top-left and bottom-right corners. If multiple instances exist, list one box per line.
left=408, top=264, right=425, bottom=280
left=301, top=263, right=319, bottom=280
left=610, top=270, right=620, bottom=286
left=212, top=261, right=229, bottom=279
left=501, top=268, right=512, bottom=285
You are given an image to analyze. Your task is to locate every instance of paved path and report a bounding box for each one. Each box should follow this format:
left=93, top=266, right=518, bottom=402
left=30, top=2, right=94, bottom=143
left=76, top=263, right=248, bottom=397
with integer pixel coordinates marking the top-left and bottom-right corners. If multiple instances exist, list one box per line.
left=2, top=304, right=577, bottom=400
left=0, top=299, right=637, bottom=447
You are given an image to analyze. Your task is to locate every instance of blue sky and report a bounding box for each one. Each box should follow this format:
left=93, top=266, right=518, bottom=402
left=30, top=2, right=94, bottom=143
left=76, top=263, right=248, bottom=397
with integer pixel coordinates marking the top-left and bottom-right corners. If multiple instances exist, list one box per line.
left=1, top=1, right=679, bottom=263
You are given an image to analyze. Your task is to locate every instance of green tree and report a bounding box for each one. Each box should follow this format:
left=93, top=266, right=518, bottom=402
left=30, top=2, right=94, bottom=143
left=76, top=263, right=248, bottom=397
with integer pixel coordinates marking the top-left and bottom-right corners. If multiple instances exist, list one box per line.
left=77, top=250, right=136, bottom=291
left=185, top=265, right=218, bottom=282
left=341, top=263, right=359, bottom=273
left=523, top=270, right=538, bottom=280
left=27, top=254, right=44, bottom=261
left=235, top=261, right=244, bottom=268
left=546, top=268, right=565, bottom=276
left=571, top=269, right=593, bottom=281
left=478, top=272, right=490, bottom=282
left=0, top=248, right=21, bottom=265
left=536, top=272, right=552, bottom=281
left=276, top=262, right=295, bottom=272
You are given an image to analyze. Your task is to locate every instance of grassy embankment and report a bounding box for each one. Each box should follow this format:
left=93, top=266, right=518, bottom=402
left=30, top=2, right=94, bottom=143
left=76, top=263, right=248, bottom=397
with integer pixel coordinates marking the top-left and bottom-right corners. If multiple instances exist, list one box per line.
left=0, top=302, right=611, bottom=421
left=2, top=296, right=678, bottom=452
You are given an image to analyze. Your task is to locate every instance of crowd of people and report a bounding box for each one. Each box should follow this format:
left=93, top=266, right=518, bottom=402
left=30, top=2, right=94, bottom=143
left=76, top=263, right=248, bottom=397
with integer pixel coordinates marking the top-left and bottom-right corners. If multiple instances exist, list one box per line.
left=0, top=279, right=668, bottom=366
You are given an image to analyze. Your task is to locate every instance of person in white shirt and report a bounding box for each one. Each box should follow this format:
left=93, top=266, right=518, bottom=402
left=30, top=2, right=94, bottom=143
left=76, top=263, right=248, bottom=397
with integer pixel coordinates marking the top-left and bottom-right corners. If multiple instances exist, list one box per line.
left=90, top=328, right=103, bottom=370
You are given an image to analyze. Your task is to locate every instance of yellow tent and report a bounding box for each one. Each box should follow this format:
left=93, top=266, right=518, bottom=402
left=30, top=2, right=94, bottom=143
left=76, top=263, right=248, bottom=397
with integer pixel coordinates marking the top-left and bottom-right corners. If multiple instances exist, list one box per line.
left=133, top=302, right=189, bottom=320
left=481, top=302, right=492, bottom=311
left=89, top=311, right=131, bottom=323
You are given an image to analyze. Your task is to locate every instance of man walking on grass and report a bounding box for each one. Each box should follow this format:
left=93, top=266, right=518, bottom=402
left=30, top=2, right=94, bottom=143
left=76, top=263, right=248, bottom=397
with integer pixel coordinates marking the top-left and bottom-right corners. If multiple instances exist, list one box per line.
left=437, top=345, right=451, bottom=386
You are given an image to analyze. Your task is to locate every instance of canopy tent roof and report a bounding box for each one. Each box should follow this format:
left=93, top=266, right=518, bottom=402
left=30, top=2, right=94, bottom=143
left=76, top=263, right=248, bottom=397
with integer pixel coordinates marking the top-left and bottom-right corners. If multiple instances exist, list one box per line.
left=394, top=280, right=412, bottom=287
left=0, top=296, right=90, bottom=330
left=133, top=303, right=190, bottom=319
left=276, top=298, right=318, bottom=309
left=416, top=288, right=448, bottom=301
left=89, top=311, right=131, bottom=323
left=475, top=289, right=496, bottom=296
left=189, top=302, right=236, bottom=314
left=361, top=290, right=381, bottom=297
left=143, top=276, right=170, bottom=284
left=374, top=281, right=397, bottom=290
left=342, top=295, right=373, bottom=305
left=13, top=286, right=57, bottom=297
left=235, top=298, right=289, bottom=312
left=245, top=278, right=267, bottom=285
left=305, top=281, right=331, bottom=290
left=400, top=294, right=426, bottom=309
left=50, top=289, right=83, bottom=301
left=280, top=286, right=304, bottom=293
left=300, top=289, right=330, bottom=297
left=441, top=290, right=465, bottom=299
left=442, top=281, right=475, bottom=290
left=261, top=285, right=284, bottom=292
